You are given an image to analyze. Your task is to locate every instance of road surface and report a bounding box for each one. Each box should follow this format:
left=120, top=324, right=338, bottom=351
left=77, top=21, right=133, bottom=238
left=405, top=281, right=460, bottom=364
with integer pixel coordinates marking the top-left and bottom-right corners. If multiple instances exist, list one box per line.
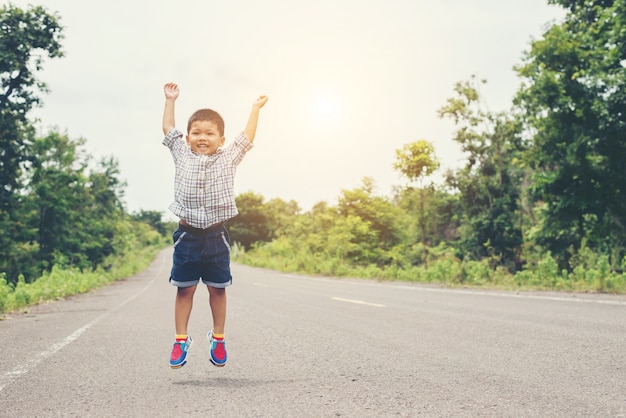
left=1, top=247, right=625, bottom=417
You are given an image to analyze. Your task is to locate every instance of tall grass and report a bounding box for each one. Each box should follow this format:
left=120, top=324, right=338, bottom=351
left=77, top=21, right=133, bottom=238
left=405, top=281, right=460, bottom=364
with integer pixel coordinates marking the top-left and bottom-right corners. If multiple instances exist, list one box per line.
left=0, top=241, right=165, bottom=317
left=233, top=241, right=626, bottom=294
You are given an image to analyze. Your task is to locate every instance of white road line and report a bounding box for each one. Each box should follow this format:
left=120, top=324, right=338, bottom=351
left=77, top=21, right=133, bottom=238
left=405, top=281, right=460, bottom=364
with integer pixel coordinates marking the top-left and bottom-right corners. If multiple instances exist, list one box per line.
left=276, top=272, right=625, bottom=306
left=332, top=297, right=385, bottom=308
left=391, top=285, right=626, bottom=306
left=0, top=314, right=106, bottom=393
left=0, top=252, right=166, bottom=393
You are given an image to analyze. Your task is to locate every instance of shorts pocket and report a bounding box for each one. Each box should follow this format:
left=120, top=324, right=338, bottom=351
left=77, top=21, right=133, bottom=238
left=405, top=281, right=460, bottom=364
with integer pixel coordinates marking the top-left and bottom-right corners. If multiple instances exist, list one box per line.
left=220, top=231, right=231, bottom=252
left=173, top=230, right=187, bottom=248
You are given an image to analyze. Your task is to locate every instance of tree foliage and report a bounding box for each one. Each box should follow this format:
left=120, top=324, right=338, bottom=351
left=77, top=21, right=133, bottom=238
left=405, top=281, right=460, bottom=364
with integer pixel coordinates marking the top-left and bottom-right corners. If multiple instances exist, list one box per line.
left=337, top=178, right=401, bottom=249
left=229, top=192, right=271, bottom=250
left=439, top=77, right=524, bottom=269
left=229, top=192, right=301, bottom=250
left=393, top=140, right=439, bottom=183
left=516, top=0, right=626, bottom=266
left=0, top=4, right=65, bottom=280
left=0, top=6, right=166, bottom=284
left=393, top=141, right=440, bottom=265
left=4, top=130, right=129, bottom=279
left=0, top=4, right=63, bottom=210
left=131, top=210, right=168, bottom=236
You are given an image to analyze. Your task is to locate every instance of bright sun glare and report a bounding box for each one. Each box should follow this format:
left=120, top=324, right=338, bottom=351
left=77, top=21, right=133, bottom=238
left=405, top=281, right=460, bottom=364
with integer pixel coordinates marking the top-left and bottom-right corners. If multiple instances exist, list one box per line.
left=311, top=93, right=340, bottom=122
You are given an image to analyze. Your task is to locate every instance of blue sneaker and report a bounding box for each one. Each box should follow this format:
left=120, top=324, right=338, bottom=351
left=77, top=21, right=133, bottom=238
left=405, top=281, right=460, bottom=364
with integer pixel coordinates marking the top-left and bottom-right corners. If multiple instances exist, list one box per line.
left=207, top=331, right=227, bottom=367
left=170, top=335, right=192, bottom=368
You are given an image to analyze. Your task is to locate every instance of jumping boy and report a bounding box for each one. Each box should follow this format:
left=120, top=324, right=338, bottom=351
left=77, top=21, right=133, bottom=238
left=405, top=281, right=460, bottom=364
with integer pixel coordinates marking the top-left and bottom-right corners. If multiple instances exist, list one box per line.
left=162, top=82, right=268, bottom=368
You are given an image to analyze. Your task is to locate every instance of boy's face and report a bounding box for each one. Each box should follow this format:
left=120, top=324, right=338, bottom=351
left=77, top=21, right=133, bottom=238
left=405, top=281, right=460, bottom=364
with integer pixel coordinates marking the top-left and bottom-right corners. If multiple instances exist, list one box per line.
left=186, top=120, right=225, bottom=155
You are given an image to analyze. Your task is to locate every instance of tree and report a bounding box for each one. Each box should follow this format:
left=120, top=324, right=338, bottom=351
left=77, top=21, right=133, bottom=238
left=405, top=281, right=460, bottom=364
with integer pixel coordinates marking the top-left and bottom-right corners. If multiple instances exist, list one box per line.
left=439, top=77, right=524, bottom=269
left=515, top=0, right=626, bottom=267
left=392, top=184, right=461, bottom=250
left=82, top=156, right=126, bottom=266
left=0, top=4, right=63, bottom=210
left=229, top=192, right=270, bottom=249
left=24, top=131, right=89, bottom=269
left=393, top=141, right=439, bottom=184
left=264, top=197, right=300, bottom=239
left=393, top=140, right=439, bottom=266
left=229, top=193, right=300, bottom=250
left=0, top=4, right=63, bottom=278
left=19, top=131, right=127, bottom=275
left=132, top=210, right=168, bottom=236
left=336, top=177, right=402, bottom=265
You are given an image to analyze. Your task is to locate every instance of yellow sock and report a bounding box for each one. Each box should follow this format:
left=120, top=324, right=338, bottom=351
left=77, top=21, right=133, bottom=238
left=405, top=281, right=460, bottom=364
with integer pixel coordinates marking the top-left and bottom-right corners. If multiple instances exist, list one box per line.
left=212, top=333, right=224, bottom=340
left=175, top=334, right=188, bottom=342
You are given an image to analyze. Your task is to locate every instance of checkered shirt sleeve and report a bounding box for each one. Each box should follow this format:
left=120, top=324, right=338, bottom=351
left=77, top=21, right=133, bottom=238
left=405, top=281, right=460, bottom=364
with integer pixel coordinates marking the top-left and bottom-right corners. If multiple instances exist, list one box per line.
left=163, top=128, right=254, bottom=228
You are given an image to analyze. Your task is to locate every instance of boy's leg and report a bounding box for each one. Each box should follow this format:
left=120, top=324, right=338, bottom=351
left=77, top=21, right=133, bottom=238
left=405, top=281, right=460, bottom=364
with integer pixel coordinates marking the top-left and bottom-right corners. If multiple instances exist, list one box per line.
left=175, top=285, right=197, bottom=335
left=207, top=286, right=226, bottom=334
left=207, top=285, right=228, bottom=366
left=169, top=225, right=203, bottom=368
left=170, top=285, right=196, bottom=368
left=201, top=226, right=230, bottom=366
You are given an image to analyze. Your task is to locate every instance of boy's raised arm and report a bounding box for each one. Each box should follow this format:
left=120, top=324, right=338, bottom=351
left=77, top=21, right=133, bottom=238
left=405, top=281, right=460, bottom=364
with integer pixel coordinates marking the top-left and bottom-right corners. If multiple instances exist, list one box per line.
left=162, top=83, right=179, bottom=135
left=243, top=95, right=268, bottom=143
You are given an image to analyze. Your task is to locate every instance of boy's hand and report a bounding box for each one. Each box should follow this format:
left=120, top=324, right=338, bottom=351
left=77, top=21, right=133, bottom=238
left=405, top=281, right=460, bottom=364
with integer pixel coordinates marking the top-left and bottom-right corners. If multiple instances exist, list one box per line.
left=252, top=95, right=268, bottom=109
left=164, top=83, right=179, bottom=100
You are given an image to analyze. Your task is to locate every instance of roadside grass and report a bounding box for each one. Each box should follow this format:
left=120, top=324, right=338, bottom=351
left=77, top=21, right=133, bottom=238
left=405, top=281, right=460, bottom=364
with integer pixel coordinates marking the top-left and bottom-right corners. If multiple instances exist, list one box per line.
left=3, top=237, right=623, bottom=319
left=233, top=243, right=626, bottom=294
left=0, top=242, right=166, bottom=318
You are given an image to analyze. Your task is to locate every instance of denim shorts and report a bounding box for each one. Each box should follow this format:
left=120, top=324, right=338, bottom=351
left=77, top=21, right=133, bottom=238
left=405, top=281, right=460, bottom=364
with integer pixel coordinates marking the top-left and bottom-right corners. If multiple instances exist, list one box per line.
left=169, top=222, right=232, bottom=288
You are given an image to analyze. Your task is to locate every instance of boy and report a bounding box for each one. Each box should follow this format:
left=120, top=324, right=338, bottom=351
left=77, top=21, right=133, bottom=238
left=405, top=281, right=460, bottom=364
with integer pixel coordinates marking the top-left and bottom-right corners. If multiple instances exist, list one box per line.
left=162, top=82, right=268, bottom=368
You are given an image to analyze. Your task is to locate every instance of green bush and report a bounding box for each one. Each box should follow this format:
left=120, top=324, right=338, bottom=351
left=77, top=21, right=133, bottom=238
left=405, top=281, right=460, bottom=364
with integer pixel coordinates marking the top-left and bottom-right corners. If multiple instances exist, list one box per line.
left=234, top=238, right=626, bottom=294
left=0, top=233, right=166, bottom=317
left=0, top=274, right=10, bottom=312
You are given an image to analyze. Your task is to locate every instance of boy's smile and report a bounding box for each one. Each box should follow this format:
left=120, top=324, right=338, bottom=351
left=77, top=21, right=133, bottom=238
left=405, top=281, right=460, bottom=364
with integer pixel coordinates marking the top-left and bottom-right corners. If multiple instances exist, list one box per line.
left=186, top=120, right=225, bottom=155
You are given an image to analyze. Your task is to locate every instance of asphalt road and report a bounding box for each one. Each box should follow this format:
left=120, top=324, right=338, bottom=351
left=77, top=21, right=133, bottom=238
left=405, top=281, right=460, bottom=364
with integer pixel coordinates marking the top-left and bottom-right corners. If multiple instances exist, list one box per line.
left=1, top=247, right=625, bottom=417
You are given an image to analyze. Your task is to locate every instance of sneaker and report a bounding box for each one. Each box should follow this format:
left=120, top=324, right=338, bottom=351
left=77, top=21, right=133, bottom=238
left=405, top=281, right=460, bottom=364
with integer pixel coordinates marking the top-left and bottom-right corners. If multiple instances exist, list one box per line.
left=207, top=331, right=227, bottom=367
left=170, top=335, right=192, bottom=368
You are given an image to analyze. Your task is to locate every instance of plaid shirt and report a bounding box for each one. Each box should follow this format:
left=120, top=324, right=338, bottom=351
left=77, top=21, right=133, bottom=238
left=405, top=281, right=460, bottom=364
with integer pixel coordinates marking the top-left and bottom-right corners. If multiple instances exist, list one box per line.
left=163, top=127, right=253, bottom=229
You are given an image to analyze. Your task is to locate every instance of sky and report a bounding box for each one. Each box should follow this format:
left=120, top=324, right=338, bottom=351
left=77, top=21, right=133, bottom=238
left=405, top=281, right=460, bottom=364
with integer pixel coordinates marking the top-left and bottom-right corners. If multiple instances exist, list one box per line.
left=9, top=0, right=565, bottom=219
